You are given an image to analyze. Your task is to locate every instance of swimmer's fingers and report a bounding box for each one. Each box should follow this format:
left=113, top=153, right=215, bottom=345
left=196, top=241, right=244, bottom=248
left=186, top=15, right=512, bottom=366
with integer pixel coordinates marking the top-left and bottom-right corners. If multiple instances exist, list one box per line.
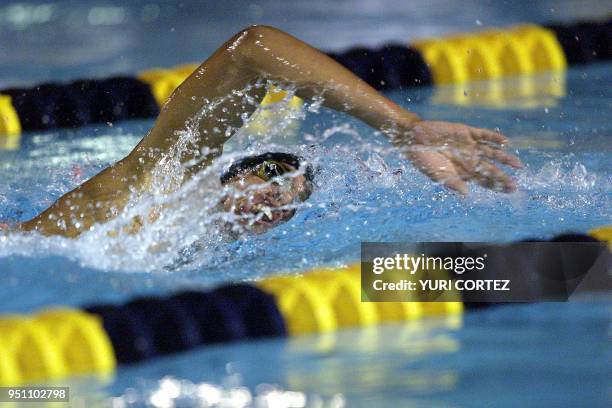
left=473, top=127, right=510, bottom=146
left=466, top=127, right=520, bottom=191
left=474, top=162, right=517, bottom=193
left=442, top=174, right=469, bottom=196
left=479, top=145, right=523, bottom=168
left=409, top=150, right=469, bottom=195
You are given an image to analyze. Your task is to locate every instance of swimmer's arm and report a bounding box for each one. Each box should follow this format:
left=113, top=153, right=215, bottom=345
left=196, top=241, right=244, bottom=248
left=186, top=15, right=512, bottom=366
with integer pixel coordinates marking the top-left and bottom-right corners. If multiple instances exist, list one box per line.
left=148, top=25, right=520, bottom=194
left=19, top=128, right=223, bottom=237
left=21, top=25, right=520, bottom=237
left=18, top=157, right=139, bottom=237
left=141, top=26, right=419, bottom=161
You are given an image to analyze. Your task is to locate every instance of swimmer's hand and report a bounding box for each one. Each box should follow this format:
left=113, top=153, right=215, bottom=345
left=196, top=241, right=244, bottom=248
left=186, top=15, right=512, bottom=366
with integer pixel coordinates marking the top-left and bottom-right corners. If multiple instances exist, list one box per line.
left=391, top=120, right=523, bottom=195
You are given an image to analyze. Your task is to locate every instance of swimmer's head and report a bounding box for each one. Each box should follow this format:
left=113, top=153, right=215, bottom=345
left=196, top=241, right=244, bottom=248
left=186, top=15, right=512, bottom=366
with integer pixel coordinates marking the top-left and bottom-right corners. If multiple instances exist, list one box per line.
left=219, top=152, right=314, bottom=234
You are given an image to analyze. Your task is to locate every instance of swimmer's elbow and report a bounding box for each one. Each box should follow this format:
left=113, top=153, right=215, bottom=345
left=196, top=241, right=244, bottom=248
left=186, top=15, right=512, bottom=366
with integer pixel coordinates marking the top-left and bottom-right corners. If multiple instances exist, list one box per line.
left=238, top=25, right=283, bottom=40
left=230, top=25, right=285, bottom=63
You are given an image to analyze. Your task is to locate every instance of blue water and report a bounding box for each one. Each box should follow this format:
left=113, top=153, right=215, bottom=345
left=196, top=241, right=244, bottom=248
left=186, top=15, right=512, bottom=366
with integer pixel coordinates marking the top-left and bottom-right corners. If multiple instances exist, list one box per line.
left=1, top=0, right=611, bottom=406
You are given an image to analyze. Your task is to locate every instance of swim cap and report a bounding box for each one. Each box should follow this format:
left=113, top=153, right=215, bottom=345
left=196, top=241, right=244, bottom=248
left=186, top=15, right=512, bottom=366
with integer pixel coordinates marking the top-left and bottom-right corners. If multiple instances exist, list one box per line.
left=220, top=152, right=314, bottom=184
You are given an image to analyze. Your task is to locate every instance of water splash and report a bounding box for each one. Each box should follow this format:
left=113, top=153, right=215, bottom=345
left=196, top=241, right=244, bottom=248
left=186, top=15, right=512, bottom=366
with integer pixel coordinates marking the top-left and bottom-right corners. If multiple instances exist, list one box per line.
left=109, top=376, right=345, bottom=408
left=527, top=159, right=598, bottom=190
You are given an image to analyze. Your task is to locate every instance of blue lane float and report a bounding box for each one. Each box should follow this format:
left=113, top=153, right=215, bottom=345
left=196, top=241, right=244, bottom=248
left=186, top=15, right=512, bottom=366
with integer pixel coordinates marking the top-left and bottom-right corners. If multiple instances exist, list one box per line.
left=84, top=284, right=286, bottom=364
left=0, top=18, right=610, bottom=137
left=2, top=77, right=159, bottom=132
left=328, top=45, right=432, bottom=90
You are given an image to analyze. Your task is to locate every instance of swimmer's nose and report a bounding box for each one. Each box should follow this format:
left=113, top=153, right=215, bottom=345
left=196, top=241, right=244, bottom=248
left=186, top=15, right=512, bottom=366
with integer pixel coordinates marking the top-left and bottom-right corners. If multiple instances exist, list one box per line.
left=251, top=193, right=265, bottom=205
left=252, top=187, right=280, bottom=206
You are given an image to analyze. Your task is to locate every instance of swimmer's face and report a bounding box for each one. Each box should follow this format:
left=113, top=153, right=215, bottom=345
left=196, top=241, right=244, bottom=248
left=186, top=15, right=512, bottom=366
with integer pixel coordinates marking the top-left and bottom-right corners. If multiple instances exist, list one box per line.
left=221, top=163, right=312, bottom=234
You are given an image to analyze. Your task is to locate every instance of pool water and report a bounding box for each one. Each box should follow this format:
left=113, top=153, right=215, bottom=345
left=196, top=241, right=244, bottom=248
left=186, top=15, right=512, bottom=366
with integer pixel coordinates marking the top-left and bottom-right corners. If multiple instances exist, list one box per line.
left=1, top=0, right=610, bottom=406
left=59, top=302, right=611, bottom=407
left=1, top=64, right=610, bottom=283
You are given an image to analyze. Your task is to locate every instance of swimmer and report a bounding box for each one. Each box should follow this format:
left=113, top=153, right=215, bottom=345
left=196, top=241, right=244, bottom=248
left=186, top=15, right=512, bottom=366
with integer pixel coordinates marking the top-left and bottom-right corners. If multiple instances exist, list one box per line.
left=6, top=26, right=521, bottom=238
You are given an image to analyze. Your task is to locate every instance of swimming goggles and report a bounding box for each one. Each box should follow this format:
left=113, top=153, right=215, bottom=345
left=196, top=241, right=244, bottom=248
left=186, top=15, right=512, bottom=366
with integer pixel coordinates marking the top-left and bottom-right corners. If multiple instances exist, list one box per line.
left=254, top=160, right=292, bottom=182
